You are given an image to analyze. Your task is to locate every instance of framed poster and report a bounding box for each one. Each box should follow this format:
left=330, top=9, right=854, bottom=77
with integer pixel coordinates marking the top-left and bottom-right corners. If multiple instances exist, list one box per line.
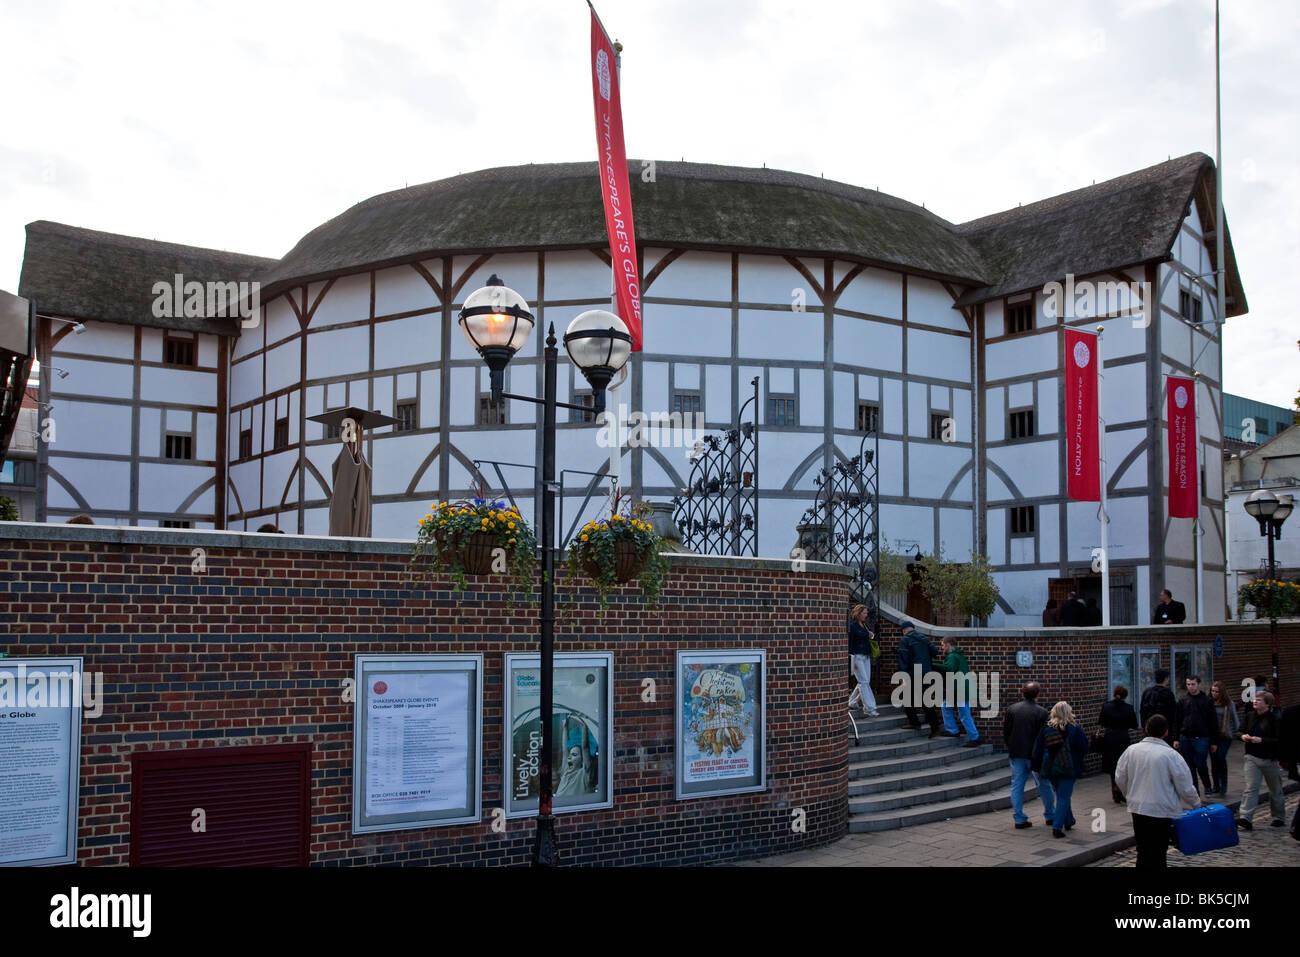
left=352, top=654, right=482, bottom=834
left=675, top=650, right=766, bottom=800
left=0, top=657, right=83, bottom=867
left=503, top=653, right=613, bottom=818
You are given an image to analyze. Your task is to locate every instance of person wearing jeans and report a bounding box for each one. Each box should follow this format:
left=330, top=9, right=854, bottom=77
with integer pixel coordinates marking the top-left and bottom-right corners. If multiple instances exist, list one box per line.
left=1003, top=682, right=1054, bottom=828
left=1031, top=701, right=1088, bottom=837
left=1174, top=676, right=1216, bottom=799
left=1209, top=680, right=1239, bottom=795
left=934, top=637, right=980, bottom=747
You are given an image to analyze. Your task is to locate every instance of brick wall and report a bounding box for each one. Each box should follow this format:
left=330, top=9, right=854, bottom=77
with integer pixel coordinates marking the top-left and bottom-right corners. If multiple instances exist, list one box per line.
left=0, top=524, right=852, bottom=866
left=872, top=612, right=1300, bottom=770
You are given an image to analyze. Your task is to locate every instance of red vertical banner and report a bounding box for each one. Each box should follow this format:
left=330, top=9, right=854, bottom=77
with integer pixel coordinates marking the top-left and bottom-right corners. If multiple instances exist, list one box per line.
left=1166, top=375, right=1198, bottom=517
left=590, top=6, right=643, bottom=351
left=1064, top=328, right=1100, bottom=501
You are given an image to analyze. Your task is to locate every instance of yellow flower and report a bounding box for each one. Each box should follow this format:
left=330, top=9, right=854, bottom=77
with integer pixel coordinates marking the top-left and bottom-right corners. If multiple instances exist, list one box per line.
left=508, top=522, right=516, bottom=529
left=508, top=538, right=516, bottom=544
left=581, top=534, right=589, bottom=541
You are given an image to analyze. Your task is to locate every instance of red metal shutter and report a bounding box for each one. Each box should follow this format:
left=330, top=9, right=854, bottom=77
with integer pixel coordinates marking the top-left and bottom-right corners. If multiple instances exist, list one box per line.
left=130, top=744, right=311, bottom=866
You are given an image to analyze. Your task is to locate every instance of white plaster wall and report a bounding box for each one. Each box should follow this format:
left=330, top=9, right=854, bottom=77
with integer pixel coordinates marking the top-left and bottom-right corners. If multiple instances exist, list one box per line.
left=47, top=457, right=129, bottom=511
left=909, top=443, right=973, bottom=500
left=987, top=440, right=1058, bottom=500
left=645, top=248, right=731, bottom=301
left=985, top=332, right=1056, bottom=382
left=264, top=339, right=300, bottom=395
left=62, top=321, right=135, bottom=359
left=53, top=354, right=132, bottom=397
left=309, top=273, right=371, bottom=329
left=738, top=254, right=816, bottom=306
left=308, top=324, right=369, bottom=380
left=738, top=310, right=820, bottom=362
left=907, top=277, right=966, bottom=332
left=373, top=264, right=437, bottom=318
left=47, top=399, right=132, bottom=456
left=834, top=316, right=902, bottom=371
left=835, top=267, right=902, bottom=319
left=907, top=328, right=969, bottom=382
left=375, top=313, right=439, bottom=371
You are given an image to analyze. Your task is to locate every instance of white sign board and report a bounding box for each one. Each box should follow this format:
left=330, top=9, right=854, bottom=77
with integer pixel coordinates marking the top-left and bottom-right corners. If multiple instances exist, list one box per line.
left=352, top=655, right=482, bottom=833
left=0, top=657, right=83, bottom=866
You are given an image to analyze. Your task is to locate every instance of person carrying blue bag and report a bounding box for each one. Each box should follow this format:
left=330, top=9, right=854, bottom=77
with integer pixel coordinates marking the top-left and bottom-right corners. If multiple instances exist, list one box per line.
left=1115, top=714, right=1200, bottom=868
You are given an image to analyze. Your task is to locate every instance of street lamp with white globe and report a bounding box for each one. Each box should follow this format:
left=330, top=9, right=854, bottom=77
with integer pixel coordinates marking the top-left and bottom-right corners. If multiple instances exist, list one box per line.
left=457, top=275, right=631, bottom=866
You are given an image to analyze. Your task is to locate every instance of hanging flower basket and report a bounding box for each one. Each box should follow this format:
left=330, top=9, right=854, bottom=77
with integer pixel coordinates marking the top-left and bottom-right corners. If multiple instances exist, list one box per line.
left=1237, top=579, right=1300, bottom=619
left=411, top=497, right=537, bottom=593
left=567, top=505, right=670, bottom=606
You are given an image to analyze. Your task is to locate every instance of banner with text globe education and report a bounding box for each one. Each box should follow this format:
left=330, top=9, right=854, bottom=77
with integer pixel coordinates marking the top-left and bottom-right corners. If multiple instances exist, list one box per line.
left=675, top=650, right=765, bottom=799
left=504, top=653, right=612, bottom=817
left=1166, top=375, right=1198, bottom=518
left=1064, top=328, right=1100, bottom=502
left=589, top=5, right=643, bottom=351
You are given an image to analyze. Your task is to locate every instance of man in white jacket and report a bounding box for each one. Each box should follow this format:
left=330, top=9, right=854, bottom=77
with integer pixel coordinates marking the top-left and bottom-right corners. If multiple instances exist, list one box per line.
left=1115, top=714, right=1200, bottom=868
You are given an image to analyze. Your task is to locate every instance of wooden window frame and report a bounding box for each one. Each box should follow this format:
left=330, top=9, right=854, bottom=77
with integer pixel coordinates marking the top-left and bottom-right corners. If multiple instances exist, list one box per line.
left=1010, top=505, right=1035, bottom=537
left=163, top=333, right=198, bottom=368
left=164, top=432, right=194, bottom=461
left=766, top=394, right=797, bottom=427
left=395, top=400, right=418, bottom=433
left=856, top=401, right=879, bottom=434
left=477, top=394, right=506, bottom=427
left=238, top=428, right=252, bottom=459
left=1008, top=407, right=1036, bottom=440
left=1004, top=298, right=1034, bottom=336
left=274, top=417, right=289, bottom=450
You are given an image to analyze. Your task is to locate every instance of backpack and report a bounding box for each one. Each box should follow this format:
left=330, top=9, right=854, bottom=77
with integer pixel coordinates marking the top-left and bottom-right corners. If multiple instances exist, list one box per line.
left=1040, top=728, right=1075, bottom=779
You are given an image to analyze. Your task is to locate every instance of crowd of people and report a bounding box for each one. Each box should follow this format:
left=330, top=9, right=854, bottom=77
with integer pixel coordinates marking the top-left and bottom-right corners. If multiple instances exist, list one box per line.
left=848, top=612, right=1300, bottom=868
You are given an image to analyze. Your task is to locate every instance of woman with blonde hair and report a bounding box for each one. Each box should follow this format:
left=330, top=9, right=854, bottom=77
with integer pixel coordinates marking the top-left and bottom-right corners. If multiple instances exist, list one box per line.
left=847, top=603, right=880, bottom=718
left=1031, top=701, right=1090, bottom=837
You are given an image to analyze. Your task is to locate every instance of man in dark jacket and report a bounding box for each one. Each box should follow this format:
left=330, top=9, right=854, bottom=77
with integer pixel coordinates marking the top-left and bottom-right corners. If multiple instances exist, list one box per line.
left=1174, top=675, right=1216, bottom=798
left=1152, top=589, right=1186, bottom=624
left=1140, top=670, right=1177, bottom=729
left=1003, top=682, right=1055, bottom=829
left=1237, top=691, right=1285, bottom=830
left=897, top=621, right=941, bottom=737
left=1058, top=592, right=1086, bottom=627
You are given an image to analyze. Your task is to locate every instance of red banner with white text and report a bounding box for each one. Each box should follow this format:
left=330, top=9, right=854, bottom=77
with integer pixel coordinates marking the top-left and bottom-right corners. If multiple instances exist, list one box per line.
left=1064, top=328, right=1100, bottom=501
left=590, top=7, right=643, bottom=351
left=1166, top=375, right=1198, bottom=518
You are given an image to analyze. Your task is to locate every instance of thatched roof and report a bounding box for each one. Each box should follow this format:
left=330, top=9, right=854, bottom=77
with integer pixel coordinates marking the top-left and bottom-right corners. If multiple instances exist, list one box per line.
left=19, top=222, right=276, bottom=337
left=19, top=154, right=1248, bottom=331
left=257, top=161, right=992, bottom=300
left=954, top=152, right=1248, bottom=316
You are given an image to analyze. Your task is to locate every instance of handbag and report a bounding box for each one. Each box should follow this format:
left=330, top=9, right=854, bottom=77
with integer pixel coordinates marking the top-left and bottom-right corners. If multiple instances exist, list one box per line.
left=869, top=637, right=881, bottom=659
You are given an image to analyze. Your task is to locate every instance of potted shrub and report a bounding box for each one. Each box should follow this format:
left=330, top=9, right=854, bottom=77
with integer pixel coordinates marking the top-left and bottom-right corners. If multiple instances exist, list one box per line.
left=566, top=501, right=670, bottom=606
left=411, top=497, right=537, bottom=593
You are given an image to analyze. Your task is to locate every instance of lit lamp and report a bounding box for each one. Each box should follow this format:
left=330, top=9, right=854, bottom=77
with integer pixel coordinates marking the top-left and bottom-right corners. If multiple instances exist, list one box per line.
left=456, top=277, right=630, bottom=868
left=1242, top=489, right=1293, bottom=698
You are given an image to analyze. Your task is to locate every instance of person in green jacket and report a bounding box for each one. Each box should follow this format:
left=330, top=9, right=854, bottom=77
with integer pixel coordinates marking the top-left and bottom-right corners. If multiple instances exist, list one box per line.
left=934, top=636, right=981, bottom=747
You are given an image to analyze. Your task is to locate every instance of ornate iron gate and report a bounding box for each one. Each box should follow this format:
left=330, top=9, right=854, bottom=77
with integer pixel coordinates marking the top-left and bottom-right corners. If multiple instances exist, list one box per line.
left=796, top=430, right=880, bottom=627
left=671, top=377, right=759, bottom=556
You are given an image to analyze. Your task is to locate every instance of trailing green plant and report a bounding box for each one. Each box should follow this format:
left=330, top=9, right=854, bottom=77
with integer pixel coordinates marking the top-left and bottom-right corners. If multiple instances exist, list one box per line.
left=0, top=496, right=17, bottom=522
left=411, top=495, right=537, bottom=594
left=565, top=497, right=670, bottom=607
left=1237, top=578, right=1300, bottom=619
left=956, top=552, right=1000, bottom=621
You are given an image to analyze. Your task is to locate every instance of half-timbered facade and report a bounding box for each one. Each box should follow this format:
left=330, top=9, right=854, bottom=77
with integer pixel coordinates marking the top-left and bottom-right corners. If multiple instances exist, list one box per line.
left=17, top=153, right=1247, bottom=623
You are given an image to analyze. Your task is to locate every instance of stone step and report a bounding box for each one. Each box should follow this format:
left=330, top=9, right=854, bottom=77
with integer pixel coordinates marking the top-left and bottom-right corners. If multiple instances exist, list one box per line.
left=849, top=764, right=1021, bottom=814
left=850, top=742, right=1000, bottom=780
left=849, top=781, right=1040, bottom=833
left=849, top=751, right=1009, bottom=796
left=846, top=710, right=913, bottom=732
left=848, top=732, right=973, bottom=764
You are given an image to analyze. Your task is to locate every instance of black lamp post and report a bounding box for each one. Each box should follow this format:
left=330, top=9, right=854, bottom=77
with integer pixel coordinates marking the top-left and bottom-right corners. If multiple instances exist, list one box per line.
left=1243, top=489, right=1294, bottom=698
left=458, top=275, right=631, bottom=866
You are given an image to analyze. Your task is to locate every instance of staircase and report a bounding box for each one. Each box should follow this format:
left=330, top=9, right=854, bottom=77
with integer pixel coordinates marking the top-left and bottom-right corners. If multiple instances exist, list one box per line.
left=848, top=705, right=1035, bottom=832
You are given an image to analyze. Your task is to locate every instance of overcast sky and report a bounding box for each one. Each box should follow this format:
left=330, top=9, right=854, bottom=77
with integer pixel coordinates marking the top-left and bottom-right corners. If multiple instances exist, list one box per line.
left=2, top=0, right=1296, bottom=410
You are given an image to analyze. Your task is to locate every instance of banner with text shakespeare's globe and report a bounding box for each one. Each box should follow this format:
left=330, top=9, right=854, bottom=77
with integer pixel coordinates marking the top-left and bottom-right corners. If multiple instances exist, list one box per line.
left=1064, top=328, right=1100, bottom=502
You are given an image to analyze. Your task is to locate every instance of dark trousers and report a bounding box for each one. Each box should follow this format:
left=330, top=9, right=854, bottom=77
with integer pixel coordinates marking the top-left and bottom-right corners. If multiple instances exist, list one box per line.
left=1209, top=737, right=1232, bottom=793
left=905, top=705, right=941, bottom=731
left=1132, top=813, right=1172, bottom=869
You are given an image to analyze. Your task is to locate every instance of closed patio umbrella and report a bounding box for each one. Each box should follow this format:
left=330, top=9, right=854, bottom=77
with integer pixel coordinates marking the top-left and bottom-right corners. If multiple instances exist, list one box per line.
left=307, top=407, right=397, bottom=537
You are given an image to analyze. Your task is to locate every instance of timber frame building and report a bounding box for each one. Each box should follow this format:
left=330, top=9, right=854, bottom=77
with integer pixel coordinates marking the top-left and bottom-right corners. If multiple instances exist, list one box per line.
left=17, top=152, right=1247, bottom=624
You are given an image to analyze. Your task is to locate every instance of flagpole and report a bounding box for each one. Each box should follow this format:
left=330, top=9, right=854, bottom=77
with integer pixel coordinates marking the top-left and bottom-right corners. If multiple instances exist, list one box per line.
left=1097, top=325, right=1110, bottom=627
left=607, top=37, right=624, bottom=514
left=1193, top=372, right=1204, bottom=622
